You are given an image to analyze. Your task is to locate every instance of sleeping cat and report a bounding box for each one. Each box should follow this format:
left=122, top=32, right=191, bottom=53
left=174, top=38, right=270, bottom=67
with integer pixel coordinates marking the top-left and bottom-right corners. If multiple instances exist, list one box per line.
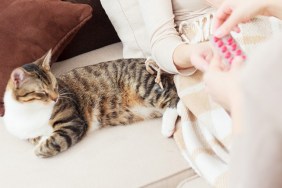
left=3, top=50, right=179, bottom=158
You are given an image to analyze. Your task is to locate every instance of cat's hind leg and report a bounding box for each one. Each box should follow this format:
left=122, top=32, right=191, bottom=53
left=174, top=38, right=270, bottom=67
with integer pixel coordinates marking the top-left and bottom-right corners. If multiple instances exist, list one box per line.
left=161, top=107, right=178, bottom=138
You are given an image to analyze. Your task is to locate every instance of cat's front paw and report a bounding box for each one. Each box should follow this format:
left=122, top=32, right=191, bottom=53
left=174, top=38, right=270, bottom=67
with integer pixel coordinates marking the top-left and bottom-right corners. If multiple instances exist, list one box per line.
left=27, top=137, right=41, bottom=145
left=34, top=139, right=60, bottom=158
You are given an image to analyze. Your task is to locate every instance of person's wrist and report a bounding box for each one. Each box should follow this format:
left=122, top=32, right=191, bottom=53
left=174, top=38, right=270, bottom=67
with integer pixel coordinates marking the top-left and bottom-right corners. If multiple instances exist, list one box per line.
left=174, top=60, right=191, bottom=70
left=264, top=0, right=282, bottom=17
left=173, top=44, right=193, bottom=70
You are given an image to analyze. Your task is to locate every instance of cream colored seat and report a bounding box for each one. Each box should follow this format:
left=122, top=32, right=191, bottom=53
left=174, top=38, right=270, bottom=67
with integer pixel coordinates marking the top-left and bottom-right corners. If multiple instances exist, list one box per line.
left=0, top=43, right=210, bottom=188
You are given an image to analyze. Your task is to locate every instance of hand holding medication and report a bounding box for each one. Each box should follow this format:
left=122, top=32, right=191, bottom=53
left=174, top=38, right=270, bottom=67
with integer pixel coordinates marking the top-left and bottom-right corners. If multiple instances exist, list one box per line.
left=214, top=0, right=282, bottom=38
left=210, top=34, right=246, bottom=69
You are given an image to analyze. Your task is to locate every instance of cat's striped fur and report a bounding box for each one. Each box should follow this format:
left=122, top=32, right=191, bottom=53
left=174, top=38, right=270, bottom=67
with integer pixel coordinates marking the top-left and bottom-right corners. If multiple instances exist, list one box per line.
left=3, top=51, right=179, bottom=158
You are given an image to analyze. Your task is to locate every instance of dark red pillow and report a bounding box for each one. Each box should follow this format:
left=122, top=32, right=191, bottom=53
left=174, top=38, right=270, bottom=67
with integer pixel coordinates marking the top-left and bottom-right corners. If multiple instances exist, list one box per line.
left=0, top=0, right=92, bottom=116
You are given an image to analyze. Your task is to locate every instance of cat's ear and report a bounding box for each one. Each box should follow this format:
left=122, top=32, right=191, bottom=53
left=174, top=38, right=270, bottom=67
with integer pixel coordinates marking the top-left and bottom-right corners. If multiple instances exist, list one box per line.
left=42, top=49, right=52, bottom=71
left=35, top=49, right=52, bottom=71
left=11, top=68, right=28, bottom=89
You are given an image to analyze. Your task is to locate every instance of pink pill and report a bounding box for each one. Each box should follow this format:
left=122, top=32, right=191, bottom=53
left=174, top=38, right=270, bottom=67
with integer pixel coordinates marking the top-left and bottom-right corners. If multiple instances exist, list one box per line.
left=232, top=44, right=237, bottom=51
left=225, top=52, right=231, bottom=59
left=214, top=37, right=219, bottom=42
left=227, top=38, right=233, bottom=45
left=236, top=50, right=242, bottom=55
left=221, top=46, right=227, bottom=53
left=218, top=41, right=224, bottom=47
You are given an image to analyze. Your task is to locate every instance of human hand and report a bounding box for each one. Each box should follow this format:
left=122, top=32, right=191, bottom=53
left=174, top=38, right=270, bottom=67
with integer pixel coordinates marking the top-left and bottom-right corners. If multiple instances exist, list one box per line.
left=203, top=51, right=244, bottom=111
left=213, top=0, right=270, bottom=38
left=190, top=42, right=213, bottom=72
left=174, top=42, right=213, bottom=72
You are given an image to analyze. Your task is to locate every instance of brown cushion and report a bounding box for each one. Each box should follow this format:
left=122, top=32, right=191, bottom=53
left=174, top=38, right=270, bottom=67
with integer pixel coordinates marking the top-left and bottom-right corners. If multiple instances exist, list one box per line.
left=58, top=0, right=120, bottom=60
left=0, top=0, right=92, bottom=116
left=0, top=103, right=3, bottom=117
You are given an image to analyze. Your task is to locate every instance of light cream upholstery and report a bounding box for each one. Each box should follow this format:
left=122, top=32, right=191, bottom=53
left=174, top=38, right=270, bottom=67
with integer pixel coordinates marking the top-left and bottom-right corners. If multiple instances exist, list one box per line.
left=0, top=43, right=209, bottom=188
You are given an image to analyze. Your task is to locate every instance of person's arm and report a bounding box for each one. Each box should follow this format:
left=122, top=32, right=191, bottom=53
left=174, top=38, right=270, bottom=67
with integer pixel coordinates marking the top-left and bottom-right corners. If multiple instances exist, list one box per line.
left=231, top=33, right=282, bottom=188
left=138, top=0, right=195, bottom=75
left=267, top=0, right=282, bottom=19
left=214, top=0, right=282, bottom=38
left=173, top=44, right=193, bottom=71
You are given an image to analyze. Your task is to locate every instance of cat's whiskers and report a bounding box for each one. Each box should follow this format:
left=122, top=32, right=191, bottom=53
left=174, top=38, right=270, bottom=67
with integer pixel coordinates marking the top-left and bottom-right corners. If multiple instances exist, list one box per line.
left=60, top=93, right=73, bottom=96
left=58, top=95, right=79, bottom=106
left=59, top=89, right=73, bottom=95
left=58, top=95, right=72, bottom=101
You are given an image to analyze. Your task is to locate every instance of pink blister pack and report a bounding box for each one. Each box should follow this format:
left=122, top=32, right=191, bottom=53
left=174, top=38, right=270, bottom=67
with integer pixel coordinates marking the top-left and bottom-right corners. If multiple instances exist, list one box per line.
left=210, top=34, right=246, bottom=65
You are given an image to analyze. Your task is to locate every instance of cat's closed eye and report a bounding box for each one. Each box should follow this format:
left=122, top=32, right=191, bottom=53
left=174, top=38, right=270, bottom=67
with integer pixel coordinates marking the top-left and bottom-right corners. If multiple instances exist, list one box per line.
left=18, top=91, right=35, bottom=98
left=35, top=92, right=48, bottom=98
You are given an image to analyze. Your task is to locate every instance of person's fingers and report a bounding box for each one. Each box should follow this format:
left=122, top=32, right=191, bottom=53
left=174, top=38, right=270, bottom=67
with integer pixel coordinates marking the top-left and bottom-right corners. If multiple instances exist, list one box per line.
left=214, top=9, right=243, bottom=38
left=230, top=56, right=244, bottom=70
left=190, top=53, right=209, bottom=72
left=205, top=52, right=213, bottom=62
left=242, top=19, right=252, bottom=23
left=232, top=25, right=241, bottom=33
left=209, top=47, right=227, bottom=71
left=213, top=3, right=232, bottom=31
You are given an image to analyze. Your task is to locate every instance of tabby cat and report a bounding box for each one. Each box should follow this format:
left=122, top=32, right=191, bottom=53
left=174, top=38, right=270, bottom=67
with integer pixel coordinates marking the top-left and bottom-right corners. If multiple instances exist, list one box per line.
left=3, top=51, right=179, bottom=158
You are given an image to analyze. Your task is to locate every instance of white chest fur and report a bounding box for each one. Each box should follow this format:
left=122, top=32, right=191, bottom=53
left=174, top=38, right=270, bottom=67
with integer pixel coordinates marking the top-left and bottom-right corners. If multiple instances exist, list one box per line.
left=3, top=91, right=54, bottom=139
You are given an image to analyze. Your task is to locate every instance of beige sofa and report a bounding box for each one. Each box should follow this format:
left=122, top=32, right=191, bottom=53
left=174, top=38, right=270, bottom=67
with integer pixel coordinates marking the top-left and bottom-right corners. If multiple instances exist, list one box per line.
left=0, top=42, right=210, bottom=188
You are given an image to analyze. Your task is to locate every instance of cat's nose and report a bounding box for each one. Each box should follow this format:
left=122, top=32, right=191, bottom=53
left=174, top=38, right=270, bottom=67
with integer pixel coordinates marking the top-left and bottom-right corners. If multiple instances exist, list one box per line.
left=50, top=93, right=59, bottom=102
left=51, top=96, right=58, bottom=102
left=52, top=96, right=58, bottom=102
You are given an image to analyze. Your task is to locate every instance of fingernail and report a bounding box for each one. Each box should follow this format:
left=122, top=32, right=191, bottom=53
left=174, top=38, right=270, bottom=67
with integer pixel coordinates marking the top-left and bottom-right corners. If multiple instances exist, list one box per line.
left=234, top=27, right=240, bottom=33
left=214, top=28, right=224, bottom=38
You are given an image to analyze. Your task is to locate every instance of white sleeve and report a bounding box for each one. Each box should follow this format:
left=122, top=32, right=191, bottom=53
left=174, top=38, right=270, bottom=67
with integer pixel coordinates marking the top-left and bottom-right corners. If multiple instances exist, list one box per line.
left=138, top=0, right=195, bottom=75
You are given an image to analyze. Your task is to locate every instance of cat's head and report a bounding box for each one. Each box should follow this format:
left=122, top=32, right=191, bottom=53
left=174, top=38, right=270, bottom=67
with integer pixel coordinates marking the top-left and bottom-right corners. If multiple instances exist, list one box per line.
left=7, top=50, right=59, bottom=104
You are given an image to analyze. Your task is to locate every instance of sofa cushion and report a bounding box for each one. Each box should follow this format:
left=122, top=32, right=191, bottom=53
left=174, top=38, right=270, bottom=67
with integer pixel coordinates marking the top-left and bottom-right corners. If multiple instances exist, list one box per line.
left=0, top=43, right=191, bottom=187
left=0, top=0, right=92, bottom=116
left=58, top=0, right=120, bottom=61
left=0, top=116, right=190, bottom=188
